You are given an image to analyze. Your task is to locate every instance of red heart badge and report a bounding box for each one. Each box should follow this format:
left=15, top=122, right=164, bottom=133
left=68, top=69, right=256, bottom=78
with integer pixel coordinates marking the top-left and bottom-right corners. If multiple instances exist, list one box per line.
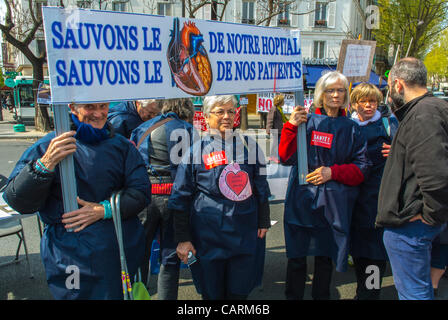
left=219, top=163, right=252, bottom=201
left=225, top=171, right=249, bottom=196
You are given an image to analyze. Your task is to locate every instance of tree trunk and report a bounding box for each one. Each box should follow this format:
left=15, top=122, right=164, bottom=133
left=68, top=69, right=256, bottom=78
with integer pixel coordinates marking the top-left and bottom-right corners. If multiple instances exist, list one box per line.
left=265, top=0, right=274, bottom=26
left=33, top=61, right=51, bottom=132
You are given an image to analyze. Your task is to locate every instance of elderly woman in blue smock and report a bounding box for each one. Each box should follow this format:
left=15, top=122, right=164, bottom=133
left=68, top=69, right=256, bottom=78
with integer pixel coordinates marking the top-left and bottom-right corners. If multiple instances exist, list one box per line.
left=349, top=83, right=397, bottom=300
left=279, top=71, right=370, bottom=300
left=2, top=102, right=150, bottom=299
left=168, top=95, right=271, bottom=300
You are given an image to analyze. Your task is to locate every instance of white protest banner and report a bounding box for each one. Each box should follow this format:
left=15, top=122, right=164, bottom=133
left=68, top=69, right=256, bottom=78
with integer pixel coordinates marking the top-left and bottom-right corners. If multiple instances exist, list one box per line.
left=42, top=7, right=303, bottom=104
left=337, top=39, right=376, bottom=83
left=257, top=92, right=295, bottom=114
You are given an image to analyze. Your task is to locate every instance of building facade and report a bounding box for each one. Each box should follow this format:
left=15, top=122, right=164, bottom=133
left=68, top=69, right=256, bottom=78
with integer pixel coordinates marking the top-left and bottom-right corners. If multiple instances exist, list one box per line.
left=6, top=0, right=378, bottom=78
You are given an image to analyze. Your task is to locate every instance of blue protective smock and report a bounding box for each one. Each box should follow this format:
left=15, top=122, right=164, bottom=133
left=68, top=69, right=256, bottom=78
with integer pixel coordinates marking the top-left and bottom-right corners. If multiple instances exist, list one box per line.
left=350, top=114, right=398, bottom=260
left=168, top=133, right=271, bottom=298
left=283, top=114, right=370, bottom=272
left=131, top=112, right=194, bottom=180
left=107, top=101, right=143, bottom=138
left=4, top=131, right=150, bottom=299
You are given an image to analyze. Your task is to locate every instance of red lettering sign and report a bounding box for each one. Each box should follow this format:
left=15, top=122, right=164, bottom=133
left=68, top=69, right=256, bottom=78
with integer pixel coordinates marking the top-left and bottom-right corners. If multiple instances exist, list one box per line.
left=310, top=131, right=333, bottom=149
left=203, top=151, right=228, bottom=170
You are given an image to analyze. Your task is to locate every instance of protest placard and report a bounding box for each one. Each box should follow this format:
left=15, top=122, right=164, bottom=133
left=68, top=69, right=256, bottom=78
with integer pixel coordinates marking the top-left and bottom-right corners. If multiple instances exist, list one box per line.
left=336, top=39, right=376, bottom=83
left=0, top=192, right=19, bottom=220
left=257, top=92, right=295, bottom=113
left=42, top=7, right=303, bottom=104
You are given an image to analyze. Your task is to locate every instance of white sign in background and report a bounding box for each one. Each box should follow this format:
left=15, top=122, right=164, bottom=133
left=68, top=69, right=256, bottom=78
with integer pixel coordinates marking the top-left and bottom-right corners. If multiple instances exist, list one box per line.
left=0, top=192, right=19, bottom=220
left=342, top=44, right=372, bottom=78
left=257, top=92, right=295, bottom=114
left=42, top=7, right=303, bottom=104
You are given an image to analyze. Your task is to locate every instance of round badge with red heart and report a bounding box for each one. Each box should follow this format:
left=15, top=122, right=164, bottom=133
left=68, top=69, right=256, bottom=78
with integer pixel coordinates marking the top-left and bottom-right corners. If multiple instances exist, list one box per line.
left=219, top=162, right=252, bottom=201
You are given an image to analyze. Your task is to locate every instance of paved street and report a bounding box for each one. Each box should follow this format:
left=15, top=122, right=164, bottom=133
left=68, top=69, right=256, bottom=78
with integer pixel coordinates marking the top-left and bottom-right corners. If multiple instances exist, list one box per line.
left=0, top=139, right=397, bottom=301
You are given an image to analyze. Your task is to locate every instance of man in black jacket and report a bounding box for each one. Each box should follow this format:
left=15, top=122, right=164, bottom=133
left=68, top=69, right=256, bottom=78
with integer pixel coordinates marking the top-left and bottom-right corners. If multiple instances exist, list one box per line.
left=376, top=57, right=448, bottom=300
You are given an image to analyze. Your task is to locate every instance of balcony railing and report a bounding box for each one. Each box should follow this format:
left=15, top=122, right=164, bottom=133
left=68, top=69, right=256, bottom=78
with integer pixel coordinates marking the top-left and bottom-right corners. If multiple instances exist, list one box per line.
left=242, top=18, right=255, bottom=25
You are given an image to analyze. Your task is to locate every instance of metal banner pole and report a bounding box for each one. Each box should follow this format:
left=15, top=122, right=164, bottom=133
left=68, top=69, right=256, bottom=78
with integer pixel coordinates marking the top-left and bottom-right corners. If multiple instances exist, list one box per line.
left=384, top=44, right=401, bottom=104
left=295, top=90, right=308, bottom=185
left=53, top=105, right=78, bottom=232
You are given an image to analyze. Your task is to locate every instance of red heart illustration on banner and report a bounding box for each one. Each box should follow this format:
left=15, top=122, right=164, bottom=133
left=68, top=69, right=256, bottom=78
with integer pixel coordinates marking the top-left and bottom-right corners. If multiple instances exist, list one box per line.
left=225, top=171, right=248, bottom=196
left=167, top=18, right=212, bottom=96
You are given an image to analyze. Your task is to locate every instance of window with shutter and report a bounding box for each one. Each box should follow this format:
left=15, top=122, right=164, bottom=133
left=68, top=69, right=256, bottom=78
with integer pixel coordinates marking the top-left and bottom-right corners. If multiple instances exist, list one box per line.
left=308, top=0, right=316, bottom=28
left=77, top=1, right=92, bottom=8
left=315, top=2, right=327, bottom=27
left=242, top=1, right=255, bottom=24
left=313, top=41, right=325, bottom=59
left=112, top=1, right=127, bottom=12
left=35, top=1, right=48, bottom=20
left=158, top=2, right=172, bottom=16
left=278, top=2, right=290, bottom=26
left=36, top=39, right=46, bottom=59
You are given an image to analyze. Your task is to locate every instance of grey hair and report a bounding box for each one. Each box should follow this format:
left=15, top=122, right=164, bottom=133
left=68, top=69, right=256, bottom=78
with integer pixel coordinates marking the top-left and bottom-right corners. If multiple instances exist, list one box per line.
left=161, top=98, right=194, bottom=122
left=314, top=71, right=350, bottom=109
left=70, top=102, right=109, bottom=110
left=389, top=57, right=427, bottom=88
left=202, top=95, right=237, bottom=116
left=136, top=99, right=163, bottom=110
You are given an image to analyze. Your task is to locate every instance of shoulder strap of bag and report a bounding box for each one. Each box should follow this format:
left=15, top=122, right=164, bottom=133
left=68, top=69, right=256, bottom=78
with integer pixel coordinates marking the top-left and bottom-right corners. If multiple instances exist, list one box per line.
left=136, top=117, right=174, bottom=148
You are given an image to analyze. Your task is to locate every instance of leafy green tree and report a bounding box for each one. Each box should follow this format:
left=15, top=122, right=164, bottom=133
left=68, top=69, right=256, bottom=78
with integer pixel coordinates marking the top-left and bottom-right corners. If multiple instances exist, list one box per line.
left=0, top=70, right=4, bottom=88
left=374, top=0, right=448, bottom=60
left=424, top=29, right=448, bottom=88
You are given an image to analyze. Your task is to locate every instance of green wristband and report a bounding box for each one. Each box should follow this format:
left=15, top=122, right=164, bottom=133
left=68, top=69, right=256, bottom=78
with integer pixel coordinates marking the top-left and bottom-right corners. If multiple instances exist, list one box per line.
left=100, top=200, right=112, bottom=219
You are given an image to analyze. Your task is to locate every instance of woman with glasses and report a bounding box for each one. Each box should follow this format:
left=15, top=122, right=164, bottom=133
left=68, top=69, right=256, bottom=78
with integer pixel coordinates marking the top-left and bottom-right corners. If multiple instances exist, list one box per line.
left=279, top=71, right=370, bottom=300
left=349, top=82, right=397, bottom=299
left=168, top=95, right=271, bottom=300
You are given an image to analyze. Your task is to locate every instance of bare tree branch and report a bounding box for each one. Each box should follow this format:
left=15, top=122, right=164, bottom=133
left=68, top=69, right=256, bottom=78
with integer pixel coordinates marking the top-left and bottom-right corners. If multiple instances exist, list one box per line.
left=289, top=0, right=336, bottom=16
left=0, top=0, right=50, bottom=131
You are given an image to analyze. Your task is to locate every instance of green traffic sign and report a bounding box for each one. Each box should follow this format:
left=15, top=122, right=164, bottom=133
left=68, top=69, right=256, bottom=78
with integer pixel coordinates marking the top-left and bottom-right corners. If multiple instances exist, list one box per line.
left=5, top=71, right=18, bottom=78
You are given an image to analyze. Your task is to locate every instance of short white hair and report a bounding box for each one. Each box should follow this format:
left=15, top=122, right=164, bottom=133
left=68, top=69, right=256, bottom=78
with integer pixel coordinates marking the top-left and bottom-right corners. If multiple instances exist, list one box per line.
left=314, top=71, right=350, bottom=109
left=136, top=99, right=163, bottom=110
left=202, top=95, right=237, bottom=116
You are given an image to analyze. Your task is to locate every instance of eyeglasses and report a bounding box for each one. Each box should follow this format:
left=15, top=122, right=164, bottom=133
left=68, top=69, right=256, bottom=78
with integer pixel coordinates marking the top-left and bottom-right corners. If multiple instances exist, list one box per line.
left=324, top=88, right=346, bottom=95
left=357, top=100, right=378, bottom=106
left=209, top=109, right=235, bottom=117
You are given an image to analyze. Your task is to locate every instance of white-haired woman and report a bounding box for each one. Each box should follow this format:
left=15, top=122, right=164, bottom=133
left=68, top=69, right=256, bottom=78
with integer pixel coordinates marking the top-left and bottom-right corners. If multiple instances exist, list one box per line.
left=279, top=71, right=370, bottom=300
left=168, top=95, right=271, bottom=300
left=108, top=99, right=163, bottom=138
